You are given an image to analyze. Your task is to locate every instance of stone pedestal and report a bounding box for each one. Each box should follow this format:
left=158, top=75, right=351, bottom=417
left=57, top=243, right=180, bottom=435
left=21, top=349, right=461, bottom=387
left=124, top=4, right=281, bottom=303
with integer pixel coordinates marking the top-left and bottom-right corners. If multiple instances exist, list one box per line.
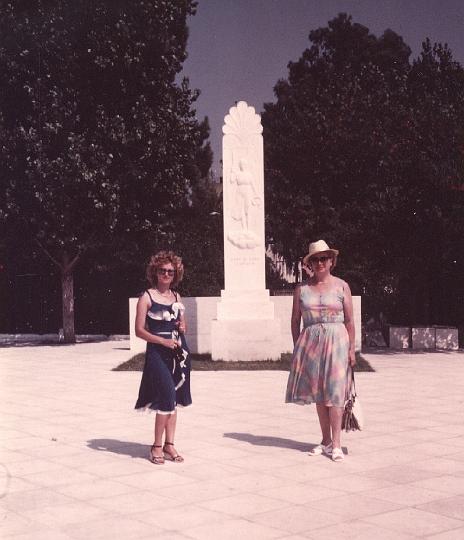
left=211, top=319, right=282, bottom=361
left=216, top=289, right=275, bottom=319
left=212, top=288, right=281, bottom=361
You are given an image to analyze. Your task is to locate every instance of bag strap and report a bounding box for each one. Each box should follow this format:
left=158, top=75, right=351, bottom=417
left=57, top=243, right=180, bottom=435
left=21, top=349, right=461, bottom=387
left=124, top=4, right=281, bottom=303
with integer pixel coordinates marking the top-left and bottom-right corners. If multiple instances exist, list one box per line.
left=350, top=367, right=357, bottom=397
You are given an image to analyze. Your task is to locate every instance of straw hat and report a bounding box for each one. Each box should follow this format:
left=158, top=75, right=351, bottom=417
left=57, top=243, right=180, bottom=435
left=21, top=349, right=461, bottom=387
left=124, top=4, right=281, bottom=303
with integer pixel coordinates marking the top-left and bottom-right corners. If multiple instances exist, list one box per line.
left=302, top=240, right=339, bottom=266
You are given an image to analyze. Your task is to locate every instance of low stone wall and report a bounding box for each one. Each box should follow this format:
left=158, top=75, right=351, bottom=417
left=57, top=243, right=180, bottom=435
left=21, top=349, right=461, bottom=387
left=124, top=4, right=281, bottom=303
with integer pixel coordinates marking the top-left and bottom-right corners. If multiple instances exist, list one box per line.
left=389, top=326, right=459, bottom=350
left=129, top=295, right=362, bottom=356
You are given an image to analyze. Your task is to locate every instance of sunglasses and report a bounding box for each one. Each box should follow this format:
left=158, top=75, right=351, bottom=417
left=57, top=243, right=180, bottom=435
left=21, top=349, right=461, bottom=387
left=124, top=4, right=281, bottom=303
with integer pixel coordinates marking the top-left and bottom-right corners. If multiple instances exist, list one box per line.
left=309, top=256, right=331, bottom=264
left=157, top=268, right=175, bottom=276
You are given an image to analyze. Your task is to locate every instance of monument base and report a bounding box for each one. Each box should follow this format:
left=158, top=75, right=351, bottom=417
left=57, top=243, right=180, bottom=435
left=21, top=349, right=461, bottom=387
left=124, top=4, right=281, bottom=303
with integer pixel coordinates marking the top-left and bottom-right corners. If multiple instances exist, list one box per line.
left=211, top=318, right=282, bottom=361
left=216, top=289, right=275, bottom=319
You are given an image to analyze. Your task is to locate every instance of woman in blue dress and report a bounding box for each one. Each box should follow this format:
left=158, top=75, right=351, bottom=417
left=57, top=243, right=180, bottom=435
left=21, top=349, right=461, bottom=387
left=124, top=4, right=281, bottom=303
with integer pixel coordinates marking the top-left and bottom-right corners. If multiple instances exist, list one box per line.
left=135, top=250, right=191, bottom=464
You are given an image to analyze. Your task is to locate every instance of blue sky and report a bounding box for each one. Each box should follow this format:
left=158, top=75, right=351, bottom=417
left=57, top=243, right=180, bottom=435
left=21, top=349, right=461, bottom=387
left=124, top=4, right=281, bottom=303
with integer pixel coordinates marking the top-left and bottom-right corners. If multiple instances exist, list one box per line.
left=182, top=0, right=464, bottom=176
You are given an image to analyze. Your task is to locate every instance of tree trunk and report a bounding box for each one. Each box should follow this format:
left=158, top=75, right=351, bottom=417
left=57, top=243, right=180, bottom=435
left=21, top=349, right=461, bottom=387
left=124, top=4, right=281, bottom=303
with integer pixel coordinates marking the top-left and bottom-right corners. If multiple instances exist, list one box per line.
left=61, top=269, right=75, bottom=343
left=59, top=251, right=79, bottom=344
left=35, top=241, right=81, bottom=344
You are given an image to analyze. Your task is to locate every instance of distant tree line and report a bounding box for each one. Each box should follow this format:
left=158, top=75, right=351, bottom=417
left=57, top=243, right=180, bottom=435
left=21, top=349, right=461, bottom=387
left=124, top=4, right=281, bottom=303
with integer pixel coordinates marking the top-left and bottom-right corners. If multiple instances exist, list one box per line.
left=263, top=14, right=464, bottom=331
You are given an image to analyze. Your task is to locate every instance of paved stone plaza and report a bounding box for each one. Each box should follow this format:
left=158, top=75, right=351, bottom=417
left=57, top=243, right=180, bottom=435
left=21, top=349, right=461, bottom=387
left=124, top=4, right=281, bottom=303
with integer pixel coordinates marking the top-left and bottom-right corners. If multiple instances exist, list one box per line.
left=1, top=342, right=464, bottom=539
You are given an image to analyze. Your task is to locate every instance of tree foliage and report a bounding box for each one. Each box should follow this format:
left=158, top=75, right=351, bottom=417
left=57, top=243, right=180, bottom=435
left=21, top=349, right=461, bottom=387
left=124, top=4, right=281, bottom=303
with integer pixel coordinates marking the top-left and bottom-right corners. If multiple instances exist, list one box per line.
left=0, top=0, right=213, bottom=339
left=263, top=13, right=464, bottom=326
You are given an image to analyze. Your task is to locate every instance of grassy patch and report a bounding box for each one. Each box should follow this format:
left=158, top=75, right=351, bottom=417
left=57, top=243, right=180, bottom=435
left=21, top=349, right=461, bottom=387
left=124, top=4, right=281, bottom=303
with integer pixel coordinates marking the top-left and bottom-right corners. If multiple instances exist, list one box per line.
left=113, top=351, right=374, bottom=372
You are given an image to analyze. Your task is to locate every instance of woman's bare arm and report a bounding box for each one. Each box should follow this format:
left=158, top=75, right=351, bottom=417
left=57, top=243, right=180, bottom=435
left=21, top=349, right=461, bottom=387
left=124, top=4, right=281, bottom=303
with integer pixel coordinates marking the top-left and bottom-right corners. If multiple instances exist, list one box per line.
left=342, top=281, right=356, bottom=366
left=291, top=285, right=302, bottom=346
left=176, top=293, right=186, bottom=333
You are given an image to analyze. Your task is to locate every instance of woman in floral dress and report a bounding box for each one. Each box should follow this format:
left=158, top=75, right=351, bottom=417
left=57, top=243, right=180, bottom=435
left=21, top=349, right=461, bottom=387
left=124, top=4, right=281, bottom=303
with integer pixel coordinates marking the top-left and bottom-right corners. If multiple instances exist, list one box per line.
left=286, top=240, right=355, bottom=462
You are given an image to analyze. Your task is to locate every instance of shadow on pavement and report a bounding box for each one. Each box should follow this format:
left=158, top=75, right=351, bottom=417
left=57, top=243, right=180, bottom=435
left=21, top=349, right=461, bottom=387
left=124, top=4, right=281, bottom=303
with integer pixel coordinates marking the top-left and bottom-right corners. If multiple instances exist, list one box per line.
left=87, top=438, right=148, bottom=459
left=223, top=432, right=348, bottom=457
left=223, top=432, right=311, bottom=452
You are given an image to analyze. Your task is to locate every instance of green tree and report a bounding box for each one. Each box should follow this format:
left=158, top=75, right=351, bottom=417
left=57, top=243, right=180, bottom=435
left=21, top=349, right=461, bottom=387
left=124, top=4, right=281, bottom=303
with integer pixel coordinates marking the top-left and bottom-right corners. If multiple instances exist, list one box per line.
left=388, top=39, right=464, bottom=324
left=262, top=13, right=464, bottom=326
left=264, top=14, right=411, bottom=277
left=177, top=172, right=223, bottom=297
left=0, top=0, right=211, bottom=341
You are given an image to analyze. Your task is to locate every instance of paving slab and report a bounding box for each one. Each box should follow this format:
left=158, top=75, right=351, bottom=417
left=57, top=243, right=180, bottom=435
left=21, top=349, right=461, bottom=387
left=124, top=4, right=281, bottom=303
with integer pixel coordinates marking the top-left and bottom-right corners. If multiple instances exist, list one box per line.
left=1, top=342, right=464, bottom=539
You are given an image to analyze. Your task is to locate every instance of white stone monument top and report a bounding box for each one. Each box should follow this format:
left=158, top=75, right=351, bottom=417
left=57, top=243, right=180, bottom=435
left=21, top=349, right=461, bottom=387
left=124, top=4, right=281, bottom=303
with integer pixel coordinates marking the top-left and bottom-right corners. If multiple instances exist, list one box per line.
left=222, top=101, right=266, bottom=293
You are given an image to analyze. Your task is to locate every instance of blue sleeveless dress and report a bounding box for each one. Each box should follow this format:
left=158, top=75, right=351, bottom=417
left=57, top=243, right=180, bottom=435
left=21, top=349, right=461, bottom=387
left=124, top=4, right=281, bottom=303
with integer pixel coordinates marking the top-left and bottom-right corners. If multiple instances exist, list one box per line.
left=285, top=281, right=350, bottom=407
left=135, top=291, right=192, bottom=414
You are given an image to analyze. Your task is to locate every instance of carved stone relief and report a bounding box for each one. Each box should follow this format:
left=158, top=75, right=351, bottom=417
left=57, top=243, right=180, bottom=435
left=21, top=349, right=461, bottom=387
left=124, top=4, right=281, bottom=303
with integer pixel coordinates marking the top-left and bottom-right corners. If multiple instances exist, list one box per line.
left=223, top=101, right=263, bottom=250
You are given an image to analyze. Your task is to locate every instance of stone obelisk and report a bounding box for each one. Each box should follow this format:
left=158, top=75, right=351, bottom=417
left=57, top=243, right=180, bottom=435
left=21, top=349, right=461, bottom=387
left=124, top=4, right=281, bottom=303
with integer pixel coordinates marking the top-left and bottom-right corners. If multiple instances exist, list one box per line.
left=211, top=101, right=281, bottom=361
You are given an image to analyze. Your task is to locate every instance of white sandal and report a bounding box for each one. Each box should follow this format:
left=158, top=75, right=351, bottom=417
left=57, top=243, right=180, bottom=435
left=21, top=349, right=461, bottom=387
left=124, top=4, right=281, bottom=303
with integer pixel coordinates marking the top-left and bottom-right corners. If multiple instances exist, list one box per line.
left=309, top=442, right=332, bottom=456
left=331, top=447, right=344, bottom=461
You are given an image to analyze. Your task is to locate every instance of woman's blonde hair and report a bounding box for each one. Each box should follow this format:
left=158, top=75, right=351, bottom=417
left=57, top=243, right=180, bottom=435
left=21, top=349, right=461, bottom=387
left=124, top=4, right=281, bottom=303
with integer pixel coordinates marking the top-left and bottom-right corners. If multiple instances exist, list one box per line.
left=146, top=250, right=184, bottom=288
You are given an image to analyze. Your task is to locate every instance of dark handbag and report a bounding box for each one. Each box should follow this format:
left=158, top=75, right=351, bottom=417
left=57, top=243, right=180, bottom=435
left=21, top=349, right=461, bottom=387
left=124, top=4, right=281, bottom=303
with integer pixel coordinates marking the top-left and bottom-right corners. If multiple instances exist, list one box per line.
left=173, top=344, right=185, bottom=363
left=342, top=368, right=364, bottom=432
left=171, top=329, right=187, bottom=364
left=170, top=330, right=188, bottom=391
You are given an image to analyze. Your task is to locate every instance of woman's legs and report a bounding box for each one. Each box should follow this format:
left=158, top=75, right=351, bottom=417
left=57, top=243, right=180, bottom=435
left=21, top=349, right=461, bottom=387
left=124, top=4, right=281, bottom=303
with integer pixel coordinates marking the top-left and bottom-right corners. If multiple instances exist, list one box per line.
left=316, top=403, right=344, bottom=449
left=316, top=403, right=332, bottom=445
left=153, top=410, right=181, bottom=458
left=329, top=406, right=344, bottom=449
left=165, top=410, right=177, bottom=444
left=164, top=410, right=183, bottom=460
left=153, top=413, right=169, bottom=457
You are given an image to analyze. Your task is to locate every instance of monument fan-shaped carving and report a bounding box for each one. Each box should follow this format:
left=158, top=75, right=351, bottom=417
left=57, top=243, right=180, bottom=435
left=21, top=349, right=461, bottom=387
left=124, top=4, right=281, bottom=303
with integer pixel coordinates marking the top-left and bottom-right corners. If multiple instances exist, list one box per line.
left=223, top=101, right=263, bottom=135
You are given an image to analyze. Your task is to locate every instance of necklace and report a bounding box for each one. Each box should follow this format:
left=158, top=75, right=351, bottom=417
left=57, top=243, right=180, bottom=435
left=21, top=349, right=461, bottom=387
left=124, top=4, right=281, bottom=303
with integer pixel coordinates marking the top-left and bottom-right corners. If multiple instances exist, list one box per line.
left=312, top=277, right=332, bottom=286
left=155, top=288, right=171, bottom=298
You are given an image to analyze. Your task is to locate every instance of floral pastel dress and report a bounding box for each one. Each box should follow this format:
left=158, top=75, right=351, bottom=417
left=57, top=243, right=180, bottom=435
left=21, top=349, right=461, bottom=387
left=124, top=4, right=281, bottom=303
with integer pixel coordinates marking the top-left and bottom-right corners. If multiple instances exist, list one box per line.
left=135, top=290, right=192, bottom=414
left=285, top=280, right=350, bottom=407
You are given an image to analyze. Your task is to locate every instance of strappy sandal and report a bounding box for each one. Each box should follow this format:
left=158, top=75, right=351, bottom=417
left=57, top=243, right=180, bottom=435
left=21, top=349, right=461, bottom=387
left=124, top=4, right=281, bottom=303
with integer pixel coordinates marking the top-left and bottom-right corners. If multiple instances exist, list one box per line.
left=163, top=441, right=184, bottom=462
left=308, top=442, right=332, bottom=456
left=331, top=447, right=344, bottom=462
left=149, top=444, right=165, bottom=465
